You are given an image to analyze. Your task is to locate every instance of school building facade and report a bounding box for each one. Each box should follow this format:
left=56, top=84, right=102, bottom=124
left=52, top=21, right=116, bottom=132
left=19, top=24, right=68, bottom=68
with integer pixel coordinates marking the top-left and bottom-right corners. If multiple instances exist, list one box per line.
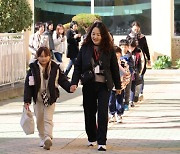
left=27, top=0, right=180, bottom=65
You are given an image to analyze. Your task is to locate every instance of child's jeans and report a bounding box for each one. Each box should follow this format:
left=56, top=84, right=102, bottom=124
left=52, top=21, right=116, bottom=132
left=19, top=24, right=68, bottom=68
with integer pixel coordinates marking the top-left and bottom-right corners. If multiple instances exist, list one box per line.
left=130, top=80, right=136, bottom=102
left=124, top=79, right=132, bottom=106
left=109, top=90, right=124, bottom=115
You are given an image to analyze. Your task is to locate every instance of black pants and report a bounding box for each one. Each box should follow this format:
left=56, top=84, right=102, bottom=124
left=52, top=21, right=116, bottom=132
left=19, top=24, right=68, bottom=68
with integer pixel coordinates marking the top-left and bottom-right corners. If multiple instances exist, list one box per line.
left=82, top=82, right=110, bottom=145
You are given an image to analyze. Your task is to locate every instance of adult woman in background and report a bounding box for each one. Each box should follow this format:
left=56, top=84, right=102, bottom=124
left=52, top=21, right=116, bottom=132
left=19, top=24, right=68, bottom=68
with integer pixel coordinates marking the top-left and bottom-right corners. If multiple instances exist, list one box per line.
left=53, top=24, right=66, bottom=70
left=126, top=21, right=151, bottom=101
left=64, top=21, right=81, bottom=76
left=44, top=21, right=55, bottom=59
left=29, top=22, right=49, bottom=63
left=71, top=21, right=121, bottom=151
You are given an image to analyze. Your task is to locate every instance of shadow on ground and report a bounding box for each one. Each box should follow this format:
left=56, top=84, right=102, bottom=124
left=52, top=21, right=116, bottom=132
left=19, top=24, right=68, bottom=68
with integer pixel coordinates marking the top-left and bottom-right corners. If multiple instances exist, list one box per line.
left=0, top=138, right=180, bottom=154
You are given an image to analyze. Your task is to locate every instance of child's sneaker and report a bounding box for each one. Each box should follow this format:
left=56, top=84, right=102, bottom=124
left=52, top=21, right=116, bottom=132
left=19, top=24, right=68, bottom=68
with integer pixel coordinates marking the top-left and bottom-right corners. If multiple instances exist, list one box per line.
left=39, top=139, right=44, bottom=147
left=115, top=113, right=122, bottom=123
left=134, top=96, right=139, bottom=102
left=109, top=114, right=116, bottom=123
left=124, top=104, right=129, bottom=111
left=139, top=93, right=144, bottom=101
left=43, top=136, right=52, bottom=150
left=130, top=101, right=135, bottom=107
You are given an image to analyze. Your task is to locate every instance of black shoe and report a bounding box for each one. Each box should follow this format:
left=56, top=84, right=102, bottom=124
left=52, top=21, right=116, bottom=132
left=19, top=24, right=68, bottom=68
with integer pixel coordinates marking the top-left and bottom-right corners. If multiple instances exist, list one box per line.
left=134, top=96, right=139, bottom=102
left=98, top=145, right=106, bottom=151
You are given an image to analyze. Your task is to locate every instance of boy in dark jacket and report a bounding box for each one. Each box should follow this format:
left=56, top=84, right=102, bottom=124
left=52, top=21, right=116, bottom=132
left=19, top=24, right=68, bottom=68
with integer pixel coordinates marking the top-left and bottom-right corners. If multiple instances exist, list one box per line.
left=119, top=39, right=134, bottom=110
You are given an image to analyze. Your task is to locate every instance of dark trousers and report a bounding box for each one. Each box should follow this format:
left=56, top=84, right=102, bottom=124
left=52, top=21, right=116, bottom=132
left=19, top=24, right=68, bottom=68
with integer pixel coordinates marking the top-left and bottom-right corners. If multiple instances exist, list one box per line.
left=64, top=58, right=76, bottom=76
left=50, top=50, right=54, bottom=59
left=82, top=82, right=110, bottom=145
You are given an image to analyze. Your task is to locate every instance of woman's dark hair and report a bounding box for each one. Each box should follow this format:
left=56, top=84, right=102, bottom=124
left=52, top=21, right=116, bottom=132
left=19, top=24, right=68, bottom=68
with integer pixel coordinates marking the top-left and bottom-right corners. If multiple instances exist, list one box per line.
left=37, top=47, right=51, bottom=80
left=56, top=24, right=65, bottom=38
left=131, top=21, right=141, bottom=28
left=34, top=22, right=44, bottom=32
left=70, top=21, right=78, bottom=28
left=45, top=21, right=53, bottom=31
left=83, top=21, right=113, bottom=53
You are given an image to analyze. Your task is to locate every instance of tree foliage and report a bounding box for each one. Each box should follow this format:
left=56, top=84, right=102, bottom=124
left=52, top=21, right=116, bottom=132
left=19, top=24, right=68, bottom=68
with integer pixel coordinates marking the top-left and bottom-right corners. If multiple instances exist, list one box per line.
left=64, top=13, right=102, bottom=34
left=0, top=0, right=33, bottom=33
left=72, top=13, right=101, bottom=31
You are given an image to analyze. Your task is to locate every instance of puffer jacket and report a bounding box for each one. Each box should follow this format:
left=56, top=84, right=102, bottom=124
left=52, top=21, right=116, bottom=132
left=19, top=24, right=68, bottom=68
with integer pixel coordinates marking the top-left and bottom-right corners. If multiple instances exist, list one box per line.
left=24, top=60, right=71, bottom=105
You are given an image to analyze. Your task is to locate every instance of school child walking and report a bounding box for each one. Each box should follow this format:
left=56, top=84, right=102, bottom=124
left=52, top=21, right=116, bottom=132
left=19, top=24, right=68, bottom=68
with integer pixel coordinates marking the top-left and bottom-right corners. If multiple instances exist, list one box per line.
left=128, top=39, right=144, bottom=105
left=24, top=47, right=76, bottom=150
left=109, top=46, right=131, bottom=123
left=119, top=39, right=134, bottom=110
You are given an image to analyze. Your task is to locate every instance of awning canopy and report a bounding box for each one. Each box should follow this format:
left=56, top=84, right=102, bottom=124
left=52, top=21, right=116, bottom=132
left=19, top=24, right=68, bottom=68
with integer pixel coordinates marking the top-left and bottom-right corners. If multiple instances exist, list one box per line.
left=35, top=1, right=151, bottom=16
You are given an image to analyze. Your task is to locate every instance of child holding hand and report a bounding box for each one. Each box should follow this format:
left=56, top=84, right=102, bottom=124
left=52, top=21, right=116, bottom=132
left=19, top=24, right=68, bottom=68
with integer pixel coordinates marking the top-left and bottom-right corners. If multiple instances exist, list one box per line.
left=24, top=47, right=76, bottom=150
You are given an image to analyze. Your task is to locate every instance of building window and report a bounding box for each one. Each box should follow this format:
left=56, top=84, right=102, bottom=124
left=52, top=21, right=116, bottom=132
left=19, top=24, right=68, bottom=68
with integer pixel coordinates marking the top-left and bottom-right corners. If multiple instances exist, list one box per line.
left=34, top=0, right=151, bottom=35
left=34, top=0, right=91, bottom=26
left=94, top=0, right=151, bottom=35
left=174, top=0, right=180, bottom=36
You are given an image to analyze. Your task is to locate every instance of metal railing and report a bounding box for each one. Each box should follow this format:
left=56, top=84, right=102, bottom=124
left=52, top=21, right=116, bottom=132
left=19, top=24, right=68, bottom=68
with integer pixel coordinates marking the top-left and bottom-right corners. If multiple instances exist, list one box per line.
left=0, top=33, right=26, bottom=87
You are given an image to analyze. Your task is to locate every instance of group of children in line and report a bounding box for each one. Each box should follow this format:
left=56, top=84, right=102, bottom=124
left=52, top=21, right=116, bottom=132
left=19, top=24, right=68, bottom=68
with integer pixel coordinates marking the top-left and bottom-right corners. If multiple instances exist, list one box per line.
left=108, top=38, right=144, bottom=123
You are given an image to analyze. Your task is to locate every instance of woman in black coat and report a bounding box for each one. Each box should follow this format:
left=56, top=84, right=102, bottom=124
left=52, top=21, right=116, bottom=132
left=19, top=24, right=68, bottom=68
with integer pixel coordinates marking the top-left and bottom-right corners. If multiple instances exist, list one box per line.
left=71, top=21, right=121, bottom=151
left=64, top=21, right=81, bottom=76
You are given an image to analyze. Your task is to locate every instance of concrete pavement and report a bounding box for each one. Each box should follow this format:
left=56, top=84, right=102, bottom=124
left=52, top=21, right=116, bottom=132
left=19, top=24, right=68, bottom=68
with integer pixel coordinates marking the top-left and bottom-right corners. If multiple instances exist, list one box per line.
left=0, top=69, right=180, bottom=154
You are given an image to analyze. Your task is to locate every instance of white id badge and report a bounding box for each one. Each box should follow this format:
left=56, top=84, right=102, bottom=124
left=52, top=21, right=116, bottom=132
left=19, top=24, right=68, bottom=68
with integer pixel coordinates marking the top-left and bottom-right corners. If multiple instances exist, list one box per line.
left=94, top=65, right=100, bottom=73
left=29, top=76, right=35, bottom=85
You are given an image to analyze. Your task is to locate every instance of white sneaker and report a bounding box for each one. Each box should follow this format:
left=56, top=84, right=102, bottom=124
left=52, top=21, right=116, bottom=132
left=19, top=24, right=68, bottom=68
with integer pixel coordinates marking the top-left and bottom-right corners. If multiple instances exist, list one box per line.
left=88, top=141, right=97, bottom=147
left=98, top=145, right=106, bottom=151
left=130, top=101, right=135, bottom=107
left=109, top=114, right=116, bottom=123
left=43, top=136, right=52, bottom=150
left=115, top=113, right=122, bottom=123
left=139, top=94, right=144, bottom=101
left=39, top=139, right=44, bottom=147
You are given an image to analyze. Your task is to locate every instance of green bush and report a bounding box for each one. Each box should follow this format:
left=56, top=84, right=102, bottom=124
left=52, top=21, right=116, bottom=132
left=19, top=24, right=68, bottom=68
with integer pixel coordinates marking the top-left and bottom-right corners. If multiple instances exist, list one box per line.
left=0, top=0, right=33, bottom=33
left=68, top=13, right=102, bottom=34
left=153, top=55, right=172, bottom=69
left=72, top=13, right=101, bottom=30
left=176, top=59, right=180, bottom=69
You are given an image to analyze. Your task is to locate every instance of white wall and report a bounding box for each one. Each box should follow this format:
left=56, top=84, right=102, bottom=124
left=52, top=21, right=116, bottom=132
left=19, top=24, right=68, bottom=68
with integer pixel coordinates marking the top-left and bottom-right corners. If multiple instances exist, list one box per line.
left=113, top=0, right=174, bottom=64
left=151, top=0, right=173, bottom=61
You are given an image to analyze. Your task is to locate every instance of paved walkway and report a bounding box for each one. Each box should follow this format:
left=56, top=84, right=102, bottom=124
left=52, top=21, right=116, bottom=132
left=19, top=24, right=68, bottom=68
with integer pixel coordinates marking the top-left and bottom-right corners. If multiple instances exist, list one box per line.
left=0, top=69, right=180, bottom=154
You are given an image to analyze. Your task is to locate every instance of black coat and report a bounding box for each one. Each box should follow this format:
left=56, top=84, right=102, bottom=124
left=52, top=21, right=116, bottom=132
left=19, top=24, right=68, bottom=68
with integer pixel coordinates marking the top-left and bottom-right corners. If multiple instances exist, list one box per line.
left=24, top=60, right=71, bottom=105
left=71, top=44, right=121, bottom=91
left=66, top=29, right=81, bottom=59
